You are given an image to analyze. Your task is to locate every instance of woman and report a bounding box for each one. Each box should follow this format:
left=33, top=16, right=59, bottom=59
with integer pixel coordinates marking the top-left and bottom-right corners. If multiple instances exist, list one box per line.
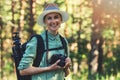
left=18, top=3, right=71, bottom=80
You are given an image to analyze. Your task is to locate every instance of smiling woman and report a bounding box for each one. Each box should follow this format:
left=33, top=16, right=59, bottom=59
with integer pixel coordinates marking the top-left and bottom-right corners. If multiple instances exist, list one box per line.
left=17, top=3, right=71, bottom=80
left=38, top=3, right=69, bottom=27
left=44, top=12, right=62, bottom=35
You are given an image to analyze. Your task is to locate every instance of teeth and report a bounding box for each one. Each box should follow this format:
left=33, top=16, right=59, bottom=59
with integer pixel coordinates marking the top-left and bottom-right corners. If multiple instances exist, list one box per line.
left=51, top=25, right=57, bottom=27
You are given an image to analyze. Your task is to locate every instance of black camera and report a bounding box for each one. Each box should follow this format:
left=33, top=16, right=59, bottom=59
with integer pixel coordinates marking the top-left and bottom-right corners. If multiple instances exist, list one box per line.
left=49, top=54, right=67, bottom=67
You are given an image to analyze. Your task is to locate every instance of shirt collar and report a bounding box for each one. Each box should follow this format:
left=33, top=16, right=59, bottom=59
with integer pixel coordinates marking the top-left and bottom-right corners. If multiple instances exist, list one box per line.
left=47, top=31, right=59, bottom=41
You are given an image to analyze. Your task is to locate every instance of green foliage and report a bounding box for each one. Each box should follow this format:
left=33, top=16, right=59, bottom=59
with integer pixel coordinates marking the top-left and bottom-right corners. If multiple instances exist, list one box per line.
left=1, top=0, right=120, bottom=80
left=102, top=27, right=114, bottom=40
left=103, top=44, right=120, bottom=79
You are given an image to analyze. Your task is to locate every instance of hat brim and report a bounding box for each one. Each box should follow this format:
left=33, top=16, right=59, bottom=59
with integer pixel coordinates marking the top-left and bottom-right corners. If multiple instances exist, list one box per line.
left=38, top=10, right=69, bottom=26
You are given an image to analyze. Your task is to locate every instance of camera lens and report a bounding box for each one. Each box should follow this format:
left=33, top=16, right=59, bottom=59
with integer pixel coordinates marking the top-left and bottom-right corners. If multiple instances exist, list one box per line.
left=49, top=54, right=67, bottom=67
left=58, top=60, right=65, bottom=67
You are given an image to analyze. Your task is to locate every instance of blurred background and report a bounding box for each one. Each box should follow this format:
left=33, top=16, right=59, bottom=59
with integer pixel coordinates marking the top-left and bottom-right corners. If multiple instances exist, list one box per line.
left=0, top=0, right=120, bottom=80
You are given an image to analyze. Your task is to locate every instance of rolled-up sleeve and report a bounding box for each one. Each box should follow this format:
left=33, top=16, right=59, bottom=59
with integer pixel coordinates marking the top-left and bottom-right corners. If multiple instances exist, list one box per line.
left=18, top=37, right=37, bottom=70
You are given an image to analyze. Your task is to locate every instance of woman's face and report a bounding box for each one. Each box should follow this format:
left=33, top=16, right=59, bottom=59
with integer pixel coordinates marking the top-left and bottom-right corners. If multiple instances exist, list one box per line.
left=44, top=12, right=62, bottom=34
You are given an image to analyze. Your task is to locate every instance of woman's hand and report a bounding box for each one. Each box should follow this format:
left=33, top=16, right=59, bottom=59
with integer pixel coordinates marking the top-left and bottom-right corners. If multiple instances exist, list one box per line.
left=48, top=57, right=71, bottom=77
left=65, top=57, right=71, bottom=68
left=64, top=57, right=71, bottom=77
left=49, top=59, right=63, bottom=71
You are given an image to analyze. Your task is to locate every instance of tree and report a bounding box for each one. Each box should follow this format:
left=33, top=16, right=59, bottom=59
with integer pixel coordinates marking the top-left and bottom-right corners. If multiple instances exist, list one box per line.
left=28, top=0, right=36, bottom=37
left=88, top=0, right=104, bottom=79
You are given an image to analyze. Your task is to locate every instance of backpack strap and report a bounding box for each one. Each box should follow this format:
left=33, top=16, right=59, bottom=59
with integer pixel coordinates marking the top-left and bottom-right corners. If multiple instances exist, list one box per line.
left=44, top=46, right=63, bottom=52
left=31, top=34, right=68, bottom=67
left=59, top=35, right=68, bottom=56
left=31, top=34, right=45, bottom=67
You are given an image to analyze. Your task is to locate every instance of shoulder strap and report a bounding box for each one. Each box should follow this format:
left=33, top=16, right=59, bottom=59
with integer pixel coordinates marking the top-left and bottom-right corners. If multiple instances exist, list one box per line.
left=31, top=34, right=45, bottom=67
left=59, top=35, right=68, bottom=56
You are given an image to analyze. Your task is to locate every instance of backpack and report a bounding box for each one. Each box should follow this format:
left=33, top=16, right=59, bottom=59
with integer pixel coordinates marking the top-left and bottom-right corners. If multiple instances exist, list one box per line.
left=12, top=32, right=68, bottom=80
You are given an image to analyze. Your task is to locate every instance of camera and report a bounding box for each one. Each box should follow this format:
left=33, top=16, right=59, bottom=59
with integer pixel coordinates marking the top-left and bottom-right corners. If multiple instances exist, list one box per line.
left=49, top=54, right=67, bottom=67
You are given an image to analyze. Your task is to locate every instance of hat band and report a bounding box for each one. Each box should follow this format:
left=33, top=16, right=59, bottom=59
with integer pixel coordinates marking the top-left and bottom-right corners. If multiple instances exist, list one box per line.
left=44, top=6, right=59, bottom=11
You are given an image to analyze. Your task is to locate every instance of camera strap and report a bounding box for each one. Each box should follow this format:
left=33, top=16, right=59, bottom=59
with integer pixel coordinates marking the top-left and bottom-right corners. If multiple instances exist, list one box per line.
left=45, top=30, right=68, bottom=65
left=46, top=30, right=49, bottom=65
left=44, top=46, right=64, bottom=52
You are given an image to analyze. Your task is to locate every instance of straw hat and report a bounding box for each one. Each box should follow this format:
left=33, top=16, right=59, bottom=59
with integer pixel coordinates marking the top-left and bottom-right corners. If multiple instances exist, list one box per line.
left=38, top=3, right=69, bottom=26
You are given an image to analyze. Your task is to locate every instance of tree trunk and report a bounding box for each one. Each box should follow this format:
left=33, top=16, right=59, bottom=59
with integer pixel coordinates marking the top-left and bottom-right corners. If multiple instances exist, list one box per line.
left=0, top=13, right=4, bottom=80
left=88, top=0, right=104, bottom=79
left=19, top=0, right=25, bottom=32
left=11, top=0, right=17, bottom=33
left=28, top=0, right=36, bottom=37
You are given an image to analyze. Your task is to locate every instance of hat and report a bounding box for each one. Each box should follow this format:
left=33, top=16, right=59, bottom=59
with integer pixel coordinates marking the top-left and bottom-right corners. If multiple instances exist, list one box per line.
left=38, top=3, right=69, bottom=26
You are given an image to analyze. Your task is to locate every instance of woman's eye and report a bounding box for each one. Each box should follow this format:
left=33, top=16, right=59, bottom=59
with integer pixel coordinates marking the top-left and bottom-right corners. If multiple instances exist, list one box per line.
left=47, top=17, right=52, bottom=20
left=54, top=15, right=59, bottom=19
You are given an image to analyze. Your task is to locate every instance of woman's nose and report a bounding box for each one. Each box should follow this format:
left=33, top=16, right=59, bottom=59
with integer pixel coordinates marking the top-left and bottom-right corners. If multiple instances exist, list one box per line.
left=51, top=19, right=57, bottom=25
left=51, top=18, right=56, bottom=22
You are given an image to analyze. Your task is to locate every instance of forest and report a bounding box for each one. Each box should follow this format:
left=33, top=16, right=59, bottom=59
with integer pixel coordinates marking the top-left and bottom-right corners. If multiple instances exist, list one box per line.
left=0, top=0, right=120, bottom=80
